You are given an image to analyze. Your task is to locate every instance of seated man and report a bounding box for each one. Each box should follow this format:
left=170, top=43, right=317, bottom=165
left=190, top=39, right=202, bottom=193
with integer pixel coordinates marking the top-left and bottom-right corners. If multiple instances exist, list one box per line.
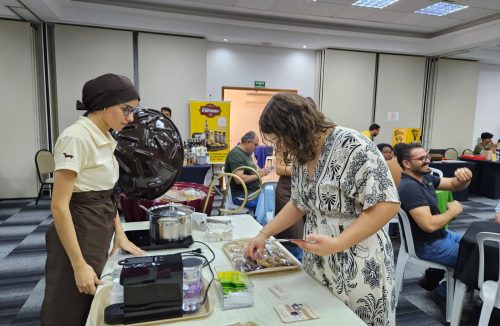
left=395, top=143, right=472, bottom=299
left=224, top=131, right=270, bottom=210
left=473, top=132, right=494, bottom=154
left=496, top=201, right=500, bottom=223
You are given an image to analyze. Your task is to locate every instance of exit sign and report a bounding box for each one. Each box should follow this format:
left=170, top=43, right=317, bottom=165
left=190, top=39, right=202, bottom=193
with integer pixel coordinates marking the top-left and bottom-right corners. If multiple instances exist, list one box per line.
left=254, top=81, right=265, bottom=88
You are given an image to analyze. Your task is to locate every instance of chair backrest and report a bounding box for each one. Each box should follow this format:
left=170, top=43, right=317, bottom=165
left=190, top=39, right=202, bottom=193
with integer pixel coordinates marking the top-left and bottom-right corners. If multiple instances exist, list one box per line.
left=429, top=167, right=443, bottom=178
left=231, top=165, right=263, bottom=201
left=397, top=209, right=418, bottom=258
left=262, top=181, right=278, bottom=223
left=35, top=149, right=55, bottom=183
left=462, top=149, right=473, bottom=156
left=444, top=148, right=458, bottom=160
left=476, top=232, right=500, bottom=290
left=203, top=172, right=248, bottom=215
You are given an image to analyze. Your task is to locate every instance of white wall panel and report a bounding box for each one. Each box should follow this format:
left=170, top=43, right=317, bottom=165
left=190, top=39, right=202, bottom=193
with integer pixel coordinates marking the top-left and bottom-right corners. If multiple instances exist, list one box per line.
left=138, top=33, right=206, bottom=141
left=374, top=54, right=426, bottom=145
left=321, top=50, right=376, bottom=131
left=207, top=43, right=316, bottom=101
left=430, top=59, right=479, bottom=153
left=0, top=20, right=38, bottom=198
left=54, top=25, right=134, bottom=134
left=473, top=64, right=500, bottom=146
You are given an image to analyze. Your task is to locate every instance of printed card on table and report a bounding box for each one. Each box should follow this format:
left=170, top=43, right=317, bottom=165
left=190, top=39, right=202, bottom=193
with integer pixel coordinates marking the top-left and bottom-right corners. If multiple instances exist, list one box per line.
left=274, top=303, right=319, bottom=323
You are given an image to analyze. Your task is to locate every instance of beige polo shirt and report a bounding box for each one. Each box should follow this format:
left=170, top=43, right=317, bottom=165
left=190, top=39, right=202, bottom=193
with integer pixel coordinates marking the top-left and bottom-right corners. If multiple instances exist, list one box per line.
left=54, top=116, right=119, bottom=192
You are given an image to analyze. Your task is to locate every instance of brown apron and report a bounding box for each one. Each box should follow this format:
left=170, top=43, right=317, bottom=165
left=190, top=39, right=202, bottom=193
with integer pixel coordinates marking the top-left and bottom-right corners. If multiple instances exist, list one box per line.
left=41, top=190, right=117, bottom=326
left=274, top=176, right=305, bottom=239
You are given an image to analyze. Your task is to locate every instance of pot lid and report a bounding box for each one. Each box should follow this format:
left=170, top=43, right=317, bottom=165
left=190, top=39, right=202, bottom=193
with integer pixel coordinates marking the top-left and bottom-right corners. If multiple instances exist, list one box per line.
left=113, top=108, right=184, bottom=199
left=150, top=203, right=194, bottom=217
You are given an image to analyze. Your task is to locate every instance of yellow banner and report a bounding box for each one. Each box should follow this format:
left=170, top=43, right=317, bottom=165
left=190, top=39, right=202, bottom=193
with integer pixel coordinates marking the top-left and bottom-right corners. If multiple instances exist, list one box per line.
left=392, top=128, right=421, bottom=145
left=189, top=100, right=230, bottom=163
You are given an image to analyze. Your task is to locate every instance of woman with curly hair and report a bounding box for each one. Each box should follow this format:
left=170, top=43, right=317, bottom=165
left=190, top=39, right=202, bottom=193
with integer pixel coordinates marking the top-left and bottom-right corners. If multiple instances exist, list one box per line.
left=246, top=93, right=400, bottom=325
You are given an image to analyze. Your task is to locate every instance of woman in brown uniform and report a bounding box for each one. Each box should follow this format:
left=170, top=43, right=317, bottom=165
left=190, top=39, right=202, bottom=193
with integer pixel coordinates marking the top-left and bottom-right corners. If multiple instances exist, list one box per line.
left=41, top=74, right=145, bottom=325
left=274, top=152, right=305, bottom=260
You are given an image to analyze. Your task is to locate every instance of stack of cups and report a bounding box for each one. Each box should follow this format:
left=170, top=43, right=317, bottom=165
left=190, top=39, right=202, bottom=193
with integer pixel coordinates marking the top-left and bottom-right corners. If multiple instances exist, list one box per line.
left=182, top=257, right=204, bottom=313
left=110, top=277, right=124, bottom=304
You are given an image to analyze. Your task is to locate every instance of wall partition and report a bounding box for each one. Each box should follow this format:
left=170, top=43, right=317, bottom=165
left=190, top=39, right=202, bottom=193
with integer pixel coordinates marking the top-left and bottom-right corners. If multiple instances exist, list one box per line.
left=137, top=33, right=207, bottom=141
left=53, top=25, right=134, bottom=135
left=428, top=59, right=479, bottom=153
left=0, top=20, right=38, bottom=198
left=374, top=54, right=426, bottom=145
left=320, top=49, right=376, bottom=131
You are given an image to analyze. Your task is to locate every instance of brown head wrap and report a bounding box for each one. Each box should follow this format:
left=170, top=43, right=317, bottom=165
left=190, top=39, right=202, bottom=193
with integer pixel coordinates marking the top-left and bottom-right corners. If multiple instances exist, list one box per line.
left=76, top=73, right=140, bottom=112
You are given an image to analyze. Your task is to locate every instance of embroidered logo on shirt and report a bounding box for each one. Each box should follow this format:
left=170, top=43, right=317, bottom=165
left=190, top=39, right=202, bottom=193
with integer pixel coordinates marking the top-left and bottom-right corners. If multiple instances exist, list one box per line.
left=63, top=152, right=74, bottom=159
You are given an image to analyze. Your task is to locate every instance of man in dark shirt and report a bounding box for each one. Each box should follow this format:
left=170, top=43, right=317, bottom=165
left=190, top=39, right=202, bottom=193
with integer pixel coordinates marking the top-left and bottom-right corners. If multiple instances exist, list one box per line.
left=224, top=131, right=270, bottom=210
left=395, top=143, right=472, bottom=297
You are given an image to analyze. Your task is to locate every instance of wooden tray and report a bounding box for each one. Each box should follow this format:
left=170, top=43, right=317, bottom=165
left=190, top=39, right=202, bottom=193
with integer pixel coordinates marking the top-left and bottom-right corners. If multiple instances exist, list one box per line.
left=222, top=238, right=299, bottom=275
left=88, top=278, right=214, bottom=326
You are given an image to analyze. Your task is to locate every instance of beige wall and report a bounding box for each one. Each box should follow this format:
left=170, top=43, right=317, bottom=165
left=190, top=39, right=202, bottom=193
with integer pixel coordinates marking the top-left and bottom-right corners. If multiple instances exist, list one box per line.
left=223, top=89, right=278, bottom=148
left=321, top=49, right=376, bottom=131
left=374, top=54, right=426, bottom=145
left=54, top=25, right=134, bottom=135
left=0, top=21, right=38, bottom=198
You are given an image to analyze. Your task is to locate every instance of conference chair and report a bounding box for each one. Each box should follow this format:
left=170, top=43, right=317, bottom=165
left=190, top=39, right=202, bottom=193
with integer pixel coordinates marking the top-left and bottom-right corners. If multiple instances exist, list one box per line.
left=34, top=149, right=55, bottom=205
left=394, top=210, right=455, bottom=322
left=444, top=148, right=459, bottom=160
left=476, top=232, right=500, bottom=326
left=203, top=172, right=249, bottom=216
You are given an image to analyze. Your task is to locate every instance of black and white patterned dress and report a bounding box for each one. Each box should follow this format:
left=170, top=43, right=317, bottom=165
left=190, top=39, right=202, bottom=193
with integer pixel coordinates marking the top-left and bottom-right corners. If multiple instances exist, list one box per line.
left=291, top=126, right=399, bottom=325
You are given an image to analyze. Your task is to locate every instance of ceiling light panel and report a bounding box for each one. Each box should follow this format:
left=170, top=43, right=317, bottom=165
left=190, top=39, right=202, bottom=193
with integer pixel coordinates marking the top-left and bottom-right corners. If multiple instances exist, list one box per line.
left=352, top=0, right=399, bottom=9
left=415, top=2, right=468, bottom=17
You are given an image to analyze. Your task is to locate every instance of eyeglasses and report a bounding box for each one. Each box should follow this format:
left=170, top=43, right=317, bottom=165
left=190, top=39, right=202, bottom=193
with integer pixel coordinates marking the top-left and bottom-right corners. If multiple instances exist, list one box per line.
left=410, top=154, right=431, bottom=162
left=120, top=103, right=139, bottom=116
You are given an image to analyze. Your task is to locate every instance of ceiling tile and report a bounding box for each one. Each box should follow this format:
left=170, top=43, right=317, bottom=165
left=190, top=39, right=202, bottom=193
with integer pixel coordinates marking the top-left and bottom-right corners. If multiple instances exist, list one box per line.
left=388, top=0, right=435, bottom=13
left=234, top=0, right=276, bottom=11
left=421, top=16, right=461, bottom=29
left=334, top=6, right=378, bottom=19
left=366, top=9, right=405, bottom=23
left=0, top=6, right=19, bottom=18
left=1, top=0, right=23, bottom=6
left=447, top=6, right=495, bottom=20
left=269, top=0, right=313, bottom=14
left=469, top=0, right=500, bottom=11
left=392, top=12, right=433, bottom=25
left=197, top=0, right=238, bottom=6
left=321, top=0, right=356, bottom=5
left=302, top=2, right=347, bottom=17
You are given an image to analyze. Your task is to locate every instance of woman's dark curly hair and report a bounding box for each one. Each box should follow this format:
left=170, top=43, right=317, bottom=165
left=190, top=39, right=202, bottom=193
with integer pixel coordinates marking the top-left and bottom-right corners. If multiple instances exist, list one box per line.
left=259, top=93, right=335, bottom=165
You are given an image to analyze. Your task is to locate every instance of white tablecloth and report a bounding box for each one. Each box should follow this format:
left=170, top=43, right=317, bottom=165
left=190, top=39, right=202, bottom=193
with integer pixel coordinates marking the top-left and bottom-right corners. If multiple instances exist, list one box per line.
left=87, top=215, right=365, bottom=326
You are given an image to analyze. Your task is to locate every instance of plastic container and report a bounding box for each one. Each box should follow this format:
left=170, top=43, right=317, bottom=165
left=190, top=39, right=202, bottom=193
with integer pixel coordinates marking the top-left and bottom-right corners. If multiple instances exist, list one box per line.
left=206, top=222, right=233, bottom=242
left=215, top=267, right=254, bottom=310
left=183, top=257, right=204, bottom=313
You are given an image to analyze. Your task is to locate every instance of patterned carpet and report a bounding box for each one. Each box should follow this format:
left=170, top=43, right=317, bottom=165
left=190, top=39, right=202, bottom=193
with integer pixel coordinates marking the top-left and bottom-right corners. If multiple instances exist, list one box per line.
left=0, top=195, right=498, bottom=325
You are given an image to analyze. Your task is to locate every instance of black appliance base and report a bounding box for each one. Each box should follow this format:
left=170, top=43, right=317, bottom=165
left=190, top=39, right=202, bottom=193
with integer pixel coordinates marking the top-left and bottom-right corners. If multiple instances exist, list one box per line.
left=125, top=230, right=193, bottom=251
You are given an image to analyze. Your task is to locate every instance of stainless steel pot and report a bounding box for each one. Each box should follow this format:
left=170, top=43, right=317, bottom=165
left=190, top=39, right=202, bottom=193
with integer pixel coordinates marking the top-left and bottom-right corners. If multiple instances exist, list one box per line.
left=139, top=203, right=194, bottom=243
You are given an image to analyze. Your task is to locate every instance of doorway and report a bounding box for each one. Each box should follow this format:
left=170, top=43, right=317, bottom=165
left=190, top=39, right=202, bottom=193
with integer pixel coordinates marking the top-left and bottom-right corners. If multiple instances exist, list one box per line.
left=222, top=87, right=297, bottom=148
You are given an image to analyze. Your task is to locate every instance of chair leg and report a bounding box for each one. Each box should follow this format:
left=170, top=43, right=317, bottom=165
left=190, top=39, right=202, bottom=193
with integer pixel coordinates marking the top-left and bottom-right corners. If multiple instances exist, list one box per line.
left=450, top=280, right=467, bottom=326
left=445, top=268, right=455, bottom=322
left=35, top=184, right=44, bottom=205
left=478, top=296, right=495, bottom=326
left=394, top=249, right=409, bottom=304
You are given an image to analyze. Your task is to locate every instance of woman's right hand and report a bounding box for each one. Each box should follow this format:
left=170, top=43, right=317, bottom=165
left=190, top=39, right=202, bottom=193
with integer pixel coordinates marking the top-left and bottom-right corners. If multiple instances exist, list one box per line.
left=245, top=231, right=268, bottom=260
left=74, top=263, right=103, bottom=295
